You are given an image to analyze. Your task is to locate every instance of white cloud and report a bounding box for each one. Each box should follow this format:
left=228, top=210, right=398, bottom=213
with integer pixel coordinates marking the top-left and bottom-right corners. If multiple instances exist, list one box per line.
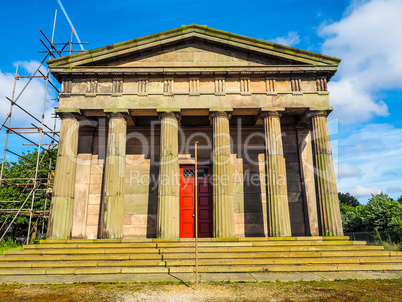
left=319, top=0, right=402, bottom=124
left=0, top=61, right=57, bottom=126
left=327, top=79, right=388, bottom=124
left=337, top=123, right=402, bottom=201
left=14, top=60, right=46, bottom=75
left=272, top=32, right=300, bottom=47
left=349, top=185, right=382, bottom=197
left=337, top=163, right=361, bottom=179
left=0, top=61, right=59, bottom=159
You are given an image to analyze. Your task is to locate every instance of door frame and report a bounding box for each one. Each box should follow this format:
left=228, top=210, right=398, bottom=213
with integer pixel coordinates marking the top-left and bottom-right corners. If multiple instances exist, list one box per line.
left=179, top=165, right=212, bottom=238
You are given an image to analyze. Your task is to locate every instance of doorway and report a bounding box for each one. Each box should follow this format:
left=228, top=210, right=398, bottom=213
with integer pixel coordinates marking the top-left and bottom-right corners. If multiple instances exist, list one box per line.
left=179, top=165, right=212, bottom=238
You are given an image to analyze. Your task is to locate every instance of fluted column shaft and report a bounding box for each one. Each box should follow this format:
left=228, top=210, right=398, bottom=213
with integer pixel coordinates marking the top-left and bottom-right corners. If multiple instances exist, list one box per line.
left=48, top=113, right=79, bottom=239
left=102, top=113, right=126, bottom=239
left=157, top=112, right=180, bottom=238
left=211, top=111, right=235, bottom=238
left=262, top=111, right=292, bottom=237
left=310, top=111, right=343, bottom=236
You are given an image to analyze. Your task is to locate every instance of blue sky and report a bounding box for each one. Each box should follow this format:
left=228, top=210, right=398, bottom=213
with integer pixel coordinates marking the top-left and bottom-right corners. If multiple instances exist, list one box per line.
left=0, top=0, right=401, bottom=203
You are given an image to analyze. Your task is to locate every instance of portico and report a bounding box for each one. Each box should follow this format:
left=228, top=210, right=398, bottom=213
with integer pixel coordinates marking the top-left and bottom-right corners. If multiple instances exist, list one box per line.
left=46, top=25, right=343, bottom=240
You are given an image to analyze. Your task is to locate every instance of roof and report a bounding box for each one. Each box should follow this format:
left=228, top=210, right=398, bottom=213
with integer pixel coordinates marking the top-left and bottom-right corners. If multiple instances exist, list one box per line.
left=47, top=24, right=341, bottom=78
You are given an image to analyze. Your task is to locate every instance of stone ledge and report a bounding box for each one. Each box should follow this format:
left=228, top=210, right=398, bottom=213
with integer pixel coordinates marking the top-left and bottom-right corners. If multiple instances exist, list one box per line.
left=0, top=271, right=401, bottom=284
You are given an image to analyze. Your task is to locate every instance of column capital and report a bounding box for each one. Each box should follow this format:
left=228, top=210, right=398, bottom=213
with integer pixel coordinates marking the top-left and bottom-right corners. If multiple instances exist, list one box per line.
left=104, top=109, right=130, bottom=120
left=209, top=111, right=232, bottom=120
left=157, top=111, right=181, bottom=120
left=55, top=109, right=81, bottom=120
left=307, top=111, right=328, bottom=119
left=259, top=110, right=282, bottom=119
left=299, top=107, right=333, bottom=125
left=105, top=112, right=127, bottom=120
left=306, top=107, right=333, bottom=118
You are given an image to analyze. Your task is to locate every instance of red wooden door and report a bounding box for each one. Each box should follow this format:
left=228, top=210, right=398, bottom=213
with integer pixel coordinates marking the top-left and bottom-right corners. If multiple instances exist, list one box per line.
left=179, top=166, right=212, bottom=238
left=197, top=167, right=212, bottom=238
left=179, top=167, right=195, bottom=238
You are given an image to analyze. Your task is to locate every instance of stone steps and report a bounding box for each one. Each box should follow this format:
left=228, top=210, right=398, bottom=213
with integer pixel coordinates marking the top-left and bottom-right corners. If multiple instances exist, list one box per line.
left=21, top=240, right=363, bottom=249
left=0, top=237, right=401, bottom=277
left=36, top=236, right=350, bottom=244
left=5, top=245, right=383, bottom=256
left=0, top=252, right=399, bottom=262
left=1, top=257, right=402, bottom=269
left=1, top=264, right=402, bottom=276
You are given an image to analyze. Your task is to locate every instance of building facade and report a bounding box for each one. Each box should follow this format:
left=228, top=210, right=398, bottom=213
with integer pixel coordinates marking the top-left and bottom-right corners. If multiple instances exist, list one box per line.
left=46, top=25, right=343, bottom=240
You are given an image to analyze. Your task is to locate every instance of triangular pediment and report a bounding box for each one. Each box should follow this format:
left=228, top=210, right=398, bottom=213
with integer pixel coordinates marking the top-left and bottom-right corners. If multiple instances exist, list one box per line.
left=95, top=40, right=309, bottom=68
left=47, top=25, right=340, bottom=70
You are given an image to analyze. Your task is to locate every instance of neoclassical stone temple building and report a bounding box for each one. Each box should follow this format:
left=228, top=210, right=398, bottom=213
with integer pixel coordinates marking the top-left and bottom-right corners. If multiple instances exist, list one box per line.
left=47, top=25, right=343, bottom=240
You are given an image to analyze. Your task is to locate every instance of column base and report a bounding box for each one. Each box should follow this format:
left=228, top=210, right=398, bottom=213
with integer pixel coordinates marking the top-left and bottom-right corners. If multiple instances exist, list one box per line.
left=49, top=196, right=74, bottom=239
left=157, top=195, right=180, bottom=239
left=103, top=195, right=124, bottom=239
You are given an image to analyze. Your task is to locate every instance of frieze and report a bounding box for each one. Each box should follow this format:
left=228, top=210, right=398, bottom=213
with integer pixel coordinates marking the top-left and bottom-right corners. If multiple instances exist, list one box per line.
left=215, top=77, right=225, bottom=96
left=86, top=79, right=98, bottom=97
left=111, top=78, right=123, bottom=97
left=163, top=78, right=174, bottom=97
left=189, top=77, right=200, bottom=96
left=240, top=77, right=251, bottom=96
left=291, top=77, right=303, bottom=96
left=58, top=76, right=333, bottom=98
left=138, top=78, right=148, bottom=97
left=265, top=77, right=276, bottom=96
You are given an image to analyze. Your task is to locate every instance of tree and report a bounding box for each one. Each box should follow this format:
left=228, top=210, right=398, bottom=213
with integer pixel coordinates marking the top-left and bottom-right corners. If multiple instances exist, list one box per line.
left=0, top=149, right=57, bottom=229
left=363, top=193, right=402, bottom=233
left=340, top=205, right=366, bottom=232
left=338, top=192, right=360, bottom=207
left=339, top=192, right=402, bottom=242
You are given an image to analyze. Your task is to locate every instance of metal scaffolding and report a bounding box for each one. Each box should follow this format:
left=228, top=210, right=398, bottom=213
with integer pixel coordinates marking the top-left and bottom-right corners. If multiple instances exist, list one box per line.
left=0, top=10, right=88, bottom=244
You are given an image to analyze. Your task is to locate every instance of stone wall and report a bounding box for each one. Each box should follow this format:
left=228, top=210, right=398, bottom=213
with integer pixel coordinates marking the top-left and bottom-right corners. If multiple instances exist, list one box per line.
left=123, top=128, right=160, bottom=238
left=71, top=128, right=105, bottom=239
left=71, top=122, right=309, bottom=239
left=282, top=126, right=306, bottom=236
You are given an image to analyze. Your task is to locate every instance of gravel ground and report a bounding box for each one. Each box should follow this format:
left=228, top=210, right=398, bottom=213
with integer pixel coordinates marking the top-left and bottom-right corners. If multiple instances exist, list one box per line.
left=0, top=279, right=401, bottom=301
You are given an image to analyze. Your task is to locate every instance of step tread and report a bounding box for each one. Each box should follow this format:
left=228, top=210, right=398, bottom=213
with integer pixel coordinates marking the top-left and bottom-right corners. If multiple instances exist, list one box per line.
left=0, top=254, right=162, bottom=261
left=4, top=244, right=383, bottom=256
left=2, top=257, right=402, bottom=269
left=3, top=248, right=160, bottom=255
left=2, top=250, right=395, bottom=259
left=1, top=263, right=401, bottom=275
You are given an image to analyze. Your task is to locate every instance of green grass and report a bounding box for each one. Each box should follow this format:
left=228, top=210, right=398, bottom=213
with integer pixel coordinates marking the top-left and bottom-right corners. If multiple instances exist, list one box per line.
left=0, top=238, right=22, bottom=255
left=0, top=245, right=21, bottom=255
left=381, top=242, right=401, bottom=251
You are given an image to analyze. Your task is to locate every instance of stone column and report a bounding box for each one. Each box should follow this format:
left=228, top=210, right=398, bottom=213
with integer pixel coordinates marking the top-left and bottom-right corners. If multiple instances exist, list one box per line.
left=48, top=112, right=79, bottom=239
left=101, top=113, right=127, bottom=239
left=309, top=111, right=343, bottom=236
left=261, top=111, right=292, bottom=237
left=297, top=127, right=319, bottom=236
left=297, top=126, right=320, bottom=236
left=157, top=112, right=180, bottom=238
left=210, top=111, right=235, bottom=238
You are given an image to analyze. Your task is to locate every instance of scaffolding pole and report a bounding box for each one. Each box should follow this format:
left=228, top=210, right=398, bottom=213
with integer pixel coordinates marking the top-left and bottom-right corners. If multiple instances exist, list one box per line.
left=0, top=8, right=88, bottom=243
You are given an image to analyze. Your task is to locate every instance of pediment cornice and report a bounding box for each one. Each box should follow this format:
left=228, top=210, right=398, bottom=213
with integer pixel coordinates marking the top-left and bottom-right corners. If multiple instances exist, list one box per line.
left=47, top=25, right=341, bottom=73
